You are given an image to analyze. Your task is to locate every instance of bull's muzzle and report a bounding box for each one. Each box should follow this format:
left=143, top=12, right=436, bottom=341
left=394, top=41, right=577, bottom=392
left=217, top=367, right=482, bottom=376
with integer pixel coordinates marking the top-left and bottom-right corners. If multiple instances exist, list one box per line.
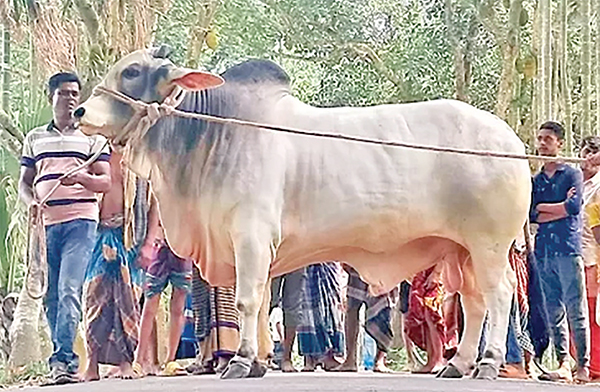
left=73, top=107, right=86, bottom=119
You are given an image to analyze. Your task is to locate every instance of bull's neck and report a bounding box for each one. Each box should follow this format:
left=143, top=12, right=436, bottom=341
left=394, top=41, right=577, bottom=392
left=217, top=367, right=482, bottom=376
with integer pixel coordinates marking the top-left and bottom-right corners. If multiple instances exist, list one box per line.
left=139, top=85, right=281, bottom=196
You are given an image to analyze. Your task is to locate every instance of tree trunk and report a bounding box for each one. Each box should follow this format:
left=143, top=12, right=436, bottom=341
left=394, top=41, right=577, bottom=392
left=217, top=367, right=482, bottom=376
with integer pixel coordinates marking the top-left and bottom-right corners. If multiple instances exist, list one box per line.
left=532, top=3, right=540, bottom=131
left=2, top=24, right=9, bottom=113
left=8, top=287, right=43, bottom=368
left=444, top=0, right=468, bottom=102
left=494, top=0, right=523, bottom=119
left=582, top=0, right=592, bottom=136
left=185, top=0, right=219, bottom=68
left=553, top=49, right=560, bottom=119
left=540, top=0, right=552, bottom=121
left=74, top=0, right=100, bottom=45
left=560, top=0, right=573, bottom=152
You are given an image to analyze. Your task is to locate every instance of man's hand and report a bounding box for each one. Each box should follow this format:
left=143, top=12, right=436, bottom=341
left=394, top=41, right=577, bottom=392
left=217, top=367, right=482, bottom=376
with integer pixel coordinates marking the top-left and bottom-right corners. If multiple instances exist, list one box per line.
left=29, top=200, right=42, bottom=222
left=567, top=187, right=576, bottom=199
left=60, top=171, right=86, bottom=187
left=137, top=242, right=157, bottom=270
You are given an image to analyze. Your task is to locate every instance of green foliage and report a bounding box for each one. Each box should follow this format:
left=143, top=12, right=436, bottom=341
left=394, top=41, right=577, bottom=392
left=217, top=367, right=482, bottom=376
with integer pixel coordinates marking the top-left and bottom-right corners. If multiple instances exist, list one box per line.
left=386, top=346, right=411, bottom=372
left=0, top=153, right=27, bottom=296
left=0, top=41, right=51, bottom=296
left=1, top=172, right=27, bottom=294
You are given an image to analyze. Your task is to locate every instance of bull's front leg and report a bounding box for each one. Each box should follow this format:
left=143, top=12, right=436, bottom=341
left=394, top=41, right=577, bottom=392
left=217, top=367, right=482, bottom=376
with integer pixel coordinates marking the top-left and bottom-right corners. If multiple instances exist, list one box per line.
left=221, top=221, right=272, bottom=379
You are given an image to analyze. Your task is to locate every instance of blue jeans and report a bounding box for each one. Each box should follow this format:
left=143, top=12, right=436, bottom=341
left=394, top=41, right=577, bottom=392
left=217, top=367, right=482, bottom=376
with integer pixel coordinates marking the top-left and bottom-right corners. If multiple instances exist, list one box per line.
left=538, top=255, right=590, bottom=368
left=45, top=219, right=97, bottom=372
left=528, top=251, right=551, bottom=359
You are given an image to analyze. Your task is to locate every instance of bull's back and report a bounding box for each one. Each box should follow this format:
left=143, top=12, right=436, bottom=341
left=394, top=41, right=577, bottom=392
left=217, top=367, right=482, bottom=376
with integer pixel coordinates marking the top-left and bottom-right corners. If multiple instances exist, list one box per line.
left=276, top=98, right=530, bottom=256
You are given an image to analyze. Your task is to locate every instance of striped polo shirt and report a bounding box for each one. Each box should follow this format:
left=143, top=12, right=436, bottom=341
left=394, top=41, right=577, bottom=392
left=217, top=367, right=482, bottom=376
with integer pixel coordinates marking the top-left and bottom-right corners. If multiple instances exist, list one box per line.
left=21, top=121, right=110, bottom=226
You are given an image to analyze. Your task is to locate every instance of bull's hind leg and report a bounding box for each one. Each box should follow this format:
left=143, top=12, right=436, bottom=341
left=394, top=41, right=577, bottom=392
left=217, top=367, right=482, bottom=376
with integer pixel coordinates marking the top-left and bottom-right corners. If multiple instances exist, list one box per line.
left=470, top=244, right=516, bottom=380
left=439, top=258, right=486, bottom=378
left=221, top=221, right=272, bottom=380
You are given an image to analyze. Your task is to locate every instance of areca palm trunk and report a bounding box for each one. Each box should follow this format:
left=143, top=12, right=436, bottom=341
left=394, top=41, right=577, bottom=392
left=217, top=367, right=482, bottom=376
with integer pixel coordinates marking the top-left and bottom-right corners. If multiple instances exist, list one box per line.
left=581, top=0, right=592, bottom=136
left=540, top=0, right=552, bottom=121
left=560, top=0, right=573, bottom=152
left=494, top=0, right=523, bottom=119
left=2, top=24, right=9, bottom=113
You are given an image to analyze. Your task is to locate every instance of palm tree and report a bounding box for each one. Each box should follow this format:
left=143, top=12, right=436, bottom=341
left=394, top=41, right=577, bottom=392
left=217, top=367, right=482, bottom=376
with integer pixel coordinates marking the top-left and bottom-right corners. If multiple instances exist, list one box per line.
left=581, top=0, right=592, bottom=136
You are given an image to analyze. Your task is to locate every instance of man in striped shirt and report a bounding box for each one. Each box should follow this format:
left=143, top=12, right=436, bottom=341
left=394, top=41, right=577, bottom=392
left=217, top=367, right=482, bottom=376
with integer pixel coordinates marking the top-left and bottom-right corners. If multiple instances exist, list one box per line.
left=18, top=72, right=111, bottom=384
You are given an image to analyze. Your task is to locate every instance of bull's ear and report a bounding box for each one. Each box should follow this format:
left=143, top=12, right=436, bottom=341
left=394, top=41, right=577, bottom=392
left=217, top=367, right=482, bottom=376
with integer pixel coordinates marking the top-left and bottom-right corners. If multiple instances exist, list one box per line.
left=168, top=68, right=224, bottom=91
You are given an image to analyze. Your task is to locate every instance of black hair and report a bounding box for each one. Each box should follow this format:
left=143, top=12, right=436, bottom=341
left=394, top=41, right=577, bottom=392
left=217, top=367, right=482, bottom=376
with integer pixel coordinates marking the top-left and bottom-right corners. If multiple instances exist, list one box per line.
left=581, top=135, right=600, bottom=154
left=539, top=121, right=565, bottom=141
left=48, top=72, right=81, bottom=97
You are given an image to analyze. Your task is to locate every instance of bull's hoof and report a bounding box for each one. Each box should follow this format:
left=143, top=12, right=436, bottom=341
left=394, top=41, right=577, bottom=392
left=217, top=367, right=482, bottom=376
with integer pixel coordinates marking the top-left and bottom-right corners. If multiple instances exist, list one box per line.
left=220, top=356, right=252, bottom=379
left=473, top=363, right=499, bottom=380
left=436, top=363, right=464, bottom=379
left=248, top=359, right=268, bottom=378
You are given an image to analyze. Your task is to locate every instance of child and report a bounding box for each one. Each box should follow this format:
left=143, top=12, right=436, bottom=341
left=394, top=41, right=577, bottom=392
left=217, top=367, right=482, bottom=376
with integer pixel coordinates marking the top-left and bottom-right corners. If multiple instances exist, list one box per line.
left=133, top=196, right=193, bottom=377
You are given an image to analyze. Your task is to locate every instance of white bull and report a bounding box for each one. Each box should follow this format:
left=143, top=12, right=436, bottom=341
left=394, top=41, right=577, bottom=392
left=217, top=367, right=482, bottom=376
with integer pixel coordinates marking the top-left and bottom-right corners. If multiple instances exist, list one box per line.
left=75, top=47, right=531, bottom=380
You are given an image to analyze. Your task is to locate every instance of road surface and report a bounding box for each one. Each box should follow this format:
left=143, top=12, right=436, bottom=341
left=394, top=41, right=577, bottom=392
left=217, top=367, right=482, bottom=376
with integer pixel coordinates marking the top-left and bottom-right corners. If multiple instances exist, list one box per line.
left=20, top=372, right=599, bottom=392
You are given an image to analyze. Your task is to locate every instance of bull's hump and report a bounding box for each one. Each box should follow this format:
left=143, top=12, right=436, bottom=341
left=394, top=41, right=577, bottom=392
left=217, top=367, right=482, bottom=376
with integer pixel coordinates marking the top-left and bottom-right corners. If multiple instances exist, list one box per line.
left=222, top=59, right=290, bottom=88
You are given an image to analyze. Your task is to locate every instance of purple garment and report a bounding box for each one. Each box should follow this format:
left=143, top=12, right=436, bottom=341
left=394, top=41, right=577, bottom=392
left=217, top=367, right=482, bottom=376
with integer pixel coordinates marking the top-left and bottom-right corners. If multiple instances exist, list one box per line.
left=144, top=243, right=192, bottom=297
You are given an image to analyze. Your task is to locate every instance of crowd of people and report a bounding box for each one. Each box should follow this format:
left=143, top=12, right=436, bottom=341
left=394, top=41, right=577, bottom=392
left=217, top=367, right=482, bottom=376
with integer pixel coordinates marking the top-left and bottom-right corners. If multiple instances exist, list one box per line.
left=16, top=72, right=600, bottom=385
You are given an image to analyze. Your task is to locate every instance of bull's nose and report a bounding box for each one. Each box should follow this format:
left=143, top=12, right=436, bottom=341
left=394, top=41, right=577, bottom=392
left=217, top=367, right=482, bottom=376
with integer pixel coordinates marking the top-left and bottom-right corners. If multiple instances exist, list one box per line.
left=73, top=107, right=85, bottom=118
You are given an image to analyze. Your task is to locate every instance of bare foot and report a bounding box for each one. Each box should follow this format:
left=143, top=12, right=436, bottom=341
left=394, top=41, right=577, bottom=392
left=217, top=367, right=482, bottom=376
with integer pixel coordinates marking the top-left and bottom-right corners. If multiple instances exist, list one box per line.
left=135, top=361, right=158, bottom=377
left=147, top=364, right=160, bottom=376
left=302, top=357, right=316, bottom=372
left=374, top=361, right=395, bottom=374
left=105, top=366, right=121, bottom=379
left=281, top=360, right=298, bottom=373
left=499, top=363, right=529, bottom=380
left=81, top=367, right=100, bottom=382
left=575, top=367, right=590, bottom=384
left=332, top=361, right=358, bottom=372
left=412, top=362, right=438, bottom=374
left=322, top=357, right=343, bottom=371
left=118, top=363, right=135, bottom=380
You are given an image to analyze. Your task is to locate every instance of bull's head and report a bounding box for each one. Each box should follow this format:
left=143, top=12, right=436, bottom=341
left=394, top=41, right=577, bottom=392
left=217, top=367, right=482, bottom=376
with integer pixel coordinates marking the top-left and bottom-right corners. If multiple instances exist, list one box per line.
left=74, top=45, right=224, bottom=142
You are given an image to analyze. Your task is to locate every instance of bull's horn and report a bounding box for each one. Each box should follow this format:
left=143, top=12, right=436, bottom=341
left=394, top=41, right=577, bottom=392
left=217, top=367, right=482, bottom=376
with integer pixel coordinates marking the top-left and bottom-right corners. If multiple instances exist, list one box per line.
left=151, top=44, right=172, bottom=59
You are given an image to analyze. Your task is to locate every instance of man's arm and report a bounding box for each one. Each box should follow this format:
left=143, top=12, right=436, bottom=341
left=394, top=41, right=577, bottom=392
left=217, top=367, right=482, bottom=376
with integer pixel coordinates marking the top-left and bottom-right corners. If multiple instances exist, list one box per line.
left=144, top=193, right=161, bottom=246
left=18, top=166, right=37, bottom=207
left=529, top=177, right=539, bottom=224
left=536, top=211, right=568, bottom=223
left=535, top=171, right=583, bottom=223
left=18, top=134, right=38, bottom=209
left=563, top=169, right=584, bottom=215
left=137, top=193, right=161, bottom=269
left=60, top=161, right=112, bottom=193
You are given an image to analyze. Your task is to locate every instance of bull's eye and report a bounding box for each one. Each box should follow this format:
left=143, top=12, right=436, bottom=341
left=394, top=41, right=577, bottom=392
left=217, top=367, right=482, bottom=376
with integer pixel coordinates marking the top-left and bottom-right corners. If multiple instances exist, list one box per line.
left=122, top=67, right=141, bottom=80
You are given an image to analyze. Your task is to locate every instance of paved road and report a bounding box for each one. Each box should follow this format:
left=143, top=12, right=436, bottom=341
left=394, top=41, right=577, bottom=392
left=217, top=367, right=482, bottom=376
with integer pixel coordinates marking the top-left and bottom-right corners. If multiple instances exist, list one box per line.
left=20, top=372, right=599, bottom=392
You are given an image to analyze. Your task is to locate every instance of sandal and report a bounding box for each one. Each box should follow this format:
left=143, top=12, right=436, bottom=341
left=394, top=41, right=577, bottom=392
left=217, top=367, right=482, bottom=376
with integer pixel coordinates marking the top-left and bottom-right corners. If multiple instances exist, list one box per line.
left=131, top=362, right=146, bottom=379
left=160, top=361, right=188, bottom=377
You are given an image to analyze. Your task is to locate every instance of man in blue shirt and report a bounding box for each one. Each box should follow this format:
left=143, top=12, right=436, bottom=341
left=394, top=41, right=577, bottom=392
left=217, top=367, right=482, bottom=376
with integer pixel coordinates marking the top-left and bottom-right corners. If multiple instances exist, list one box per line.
left=530, top=121, right=590, bottom=383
